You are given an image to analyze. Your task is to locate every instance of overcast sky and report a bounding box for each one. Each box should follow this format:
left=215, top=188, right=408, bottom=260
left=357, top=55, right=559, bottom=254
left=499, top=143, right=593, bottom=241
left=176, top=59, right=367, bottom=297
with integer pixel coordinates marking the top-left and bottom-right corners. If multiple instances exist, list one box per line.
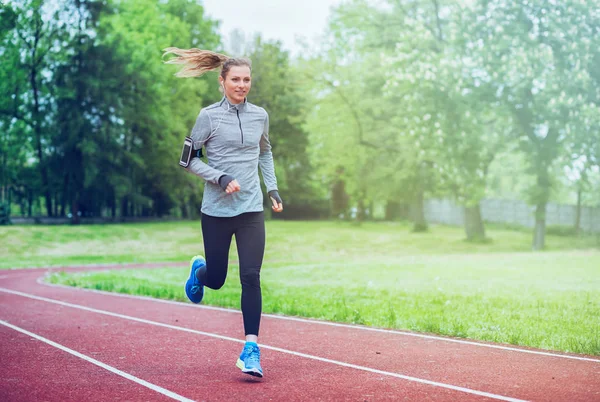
left=201, top=0, right=344, bottom=56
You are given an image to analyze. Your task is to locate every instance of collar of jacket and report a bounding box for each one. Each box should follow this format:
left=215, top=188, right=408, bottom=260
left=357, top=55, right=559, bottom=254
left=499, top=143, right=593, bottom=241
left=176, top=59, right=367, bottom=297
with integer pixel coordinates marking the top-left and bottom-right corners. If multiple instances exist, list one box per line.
left=220, top=97, right=248, bottom=112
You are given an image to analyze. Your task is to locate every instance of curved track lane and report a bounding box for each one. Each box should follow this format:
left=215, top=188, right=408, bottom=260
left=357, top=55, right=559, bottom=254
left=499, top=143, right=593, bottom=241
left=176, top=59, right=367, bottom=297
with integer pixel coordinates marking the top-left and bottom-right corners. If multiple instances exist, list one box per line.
left=1, top=264, right=599, bottom=402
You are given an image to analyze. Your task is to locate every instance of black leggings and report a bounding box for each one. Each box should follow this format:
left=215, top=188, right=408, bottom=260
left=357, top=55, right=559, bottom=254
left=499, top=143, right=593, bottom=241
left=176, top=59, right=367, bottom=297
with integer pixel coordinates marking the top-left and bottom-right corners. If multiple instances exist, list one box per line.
left=200, top=211, right=265, bottom=336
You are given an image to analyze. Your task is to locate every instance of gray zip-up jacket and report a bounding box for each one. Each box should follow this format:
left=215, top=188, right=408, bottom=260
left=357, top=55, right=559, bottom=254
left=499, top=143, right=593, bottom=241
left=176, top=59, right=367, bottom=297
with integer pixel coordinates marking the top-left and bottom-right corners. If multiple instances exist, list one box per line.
left=186, top=97, right=278, bottom=217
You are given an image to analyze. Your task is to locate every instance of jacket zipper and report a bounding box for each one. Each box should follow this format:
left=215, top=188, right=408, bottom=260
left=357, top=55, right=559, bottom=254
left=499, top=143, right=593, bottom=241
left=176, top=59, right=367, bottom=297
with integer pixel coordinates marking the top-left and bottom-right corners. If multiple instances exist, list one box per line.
left=236, top=109, right=244, bottom=144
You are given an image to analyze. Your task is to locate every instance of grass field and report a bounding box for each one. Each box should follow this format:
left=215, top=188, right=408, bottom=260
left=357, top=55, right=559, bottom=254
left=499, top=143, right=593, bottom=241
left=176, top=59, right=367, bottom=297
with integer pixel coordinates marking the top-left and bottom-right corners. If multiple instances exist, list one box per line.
left=2, top=220, right=599, bottom=355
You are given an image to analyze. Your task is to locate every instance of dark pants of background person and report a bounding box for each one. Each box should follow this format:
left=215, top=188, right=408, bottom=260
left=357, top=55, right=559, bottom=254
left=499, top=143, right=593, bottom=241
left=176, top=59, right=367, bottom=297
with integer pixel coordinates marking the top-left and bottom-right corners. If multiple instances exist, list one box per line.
left=201, top=211, right=265, bottom=336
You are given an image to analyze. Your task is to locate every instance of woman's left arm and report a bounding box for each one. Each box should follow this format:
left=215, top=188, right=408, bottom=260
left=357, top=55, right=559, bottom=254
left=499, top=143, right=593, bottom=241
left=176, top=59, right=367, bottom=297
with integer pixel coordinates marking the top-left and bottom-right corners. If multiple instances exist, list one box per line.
left=258, top=112, right=283, bottom=212
left=258, top=112, right=278, bottom=192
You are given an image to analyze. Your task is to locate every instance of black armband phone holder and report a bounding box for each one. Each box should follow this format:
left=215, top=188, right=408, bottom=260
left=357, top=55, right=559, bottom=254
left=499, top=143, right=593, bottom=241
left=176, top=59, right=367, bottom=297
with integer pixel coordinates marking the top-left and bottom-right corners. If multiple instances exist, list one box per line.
left=179, top=136, right=203, bottom=168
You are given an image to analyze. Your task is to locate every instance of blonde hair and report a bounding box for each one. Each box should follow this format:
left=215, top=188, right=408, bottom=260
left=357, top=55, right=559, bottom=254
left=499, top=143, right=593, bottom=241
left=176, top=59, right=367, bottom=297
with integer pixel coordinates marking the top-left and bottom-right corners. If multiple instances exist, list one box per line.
left=162, top=47, right=251, bottom=79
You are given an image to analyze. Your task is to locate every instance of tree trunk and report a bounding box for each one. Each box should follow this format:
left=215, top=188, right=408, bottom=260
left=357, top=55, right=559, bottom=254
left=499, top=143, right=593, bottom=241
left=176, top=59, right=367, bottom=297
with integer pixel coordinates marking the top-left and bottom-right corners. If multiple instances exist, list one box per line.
left=331, top=178, right=349, bottom=219
left=386, top=201, right=409, bottom=221
left=34, top=113, right=52, bottom=216
left=121, top=196, right=129, bottom=218
left=60, top=172, right=69, bottom=217
left=28, top=189, right=33, bottom=217
left=532, top=202, right=546, bottom=250
left=412, top=189, right=428, bottom=232
left=574, top=188, right=582, bottom=235
left=532, top=159, right=551, bottom=250
left=70, top=149, right=84, bottom=224
left=464, top=203, right=486, bottom=241
left=357, top=198, right=366, bottom=222
left=385, top=200, right=399, bottom=221
left=54, top=193, right=59, bottom=217
left=30, top=58, right=53, bottom=217
left=181, top=201, right=189, bottom=219
left=1, top=136, right=6, bottom=198
left=71, top=198, right=80, bottom=225
left=111, top=191, right=116, bottom=218
left=6, top=186, right=11, bottom=221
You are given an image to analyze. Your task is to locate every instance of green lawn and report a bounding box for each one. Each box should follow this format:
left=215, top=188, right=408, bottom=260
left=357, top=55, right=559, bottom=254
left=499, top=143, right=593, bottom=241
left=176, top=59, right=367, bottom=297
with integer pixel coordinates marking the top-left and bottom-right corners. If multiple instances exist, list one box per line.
left=2, top=220, right=599, bottom=355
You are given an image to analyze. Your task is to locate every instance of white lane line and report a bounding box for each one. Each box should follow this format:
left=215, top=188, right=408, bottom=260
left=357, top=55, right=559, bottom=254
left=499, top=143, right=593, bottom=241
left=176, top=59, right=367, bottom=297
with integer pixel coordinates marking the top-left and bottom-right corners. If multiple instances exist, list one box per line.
left=1, top=287, right=526, bottom=402
left=40, top=278, right=600, bottom=364
left=0, top=319, right=194, bottom=402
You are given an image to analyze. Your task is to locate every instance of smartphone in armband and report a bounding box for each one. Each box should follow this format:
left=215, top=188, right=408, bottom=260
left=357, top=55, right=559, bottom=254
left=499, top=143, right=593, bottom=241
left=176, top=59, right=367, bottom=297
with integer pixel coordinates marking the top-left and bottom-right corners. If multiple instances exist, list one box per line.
left=179, top=136, right=193, bottom=168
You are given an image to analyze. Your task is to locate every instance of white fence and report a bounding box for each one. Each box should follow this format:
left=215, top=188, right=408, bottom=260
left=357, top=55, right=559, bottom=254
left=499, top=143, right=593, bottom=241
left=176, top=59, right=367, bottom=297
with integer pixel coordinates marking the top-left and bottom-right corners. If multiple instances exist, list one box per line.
left=425, top=198, right=600, bottom=233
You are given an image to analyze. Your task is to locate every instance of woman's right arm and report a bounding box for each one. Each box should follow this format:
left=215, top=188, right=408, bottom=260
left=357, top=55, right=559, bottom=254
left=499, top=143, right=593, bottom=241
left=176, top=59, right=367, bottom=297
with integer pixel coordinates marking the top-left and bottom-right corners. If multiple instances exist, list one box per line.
left=186, top=109, right=229, bottom=184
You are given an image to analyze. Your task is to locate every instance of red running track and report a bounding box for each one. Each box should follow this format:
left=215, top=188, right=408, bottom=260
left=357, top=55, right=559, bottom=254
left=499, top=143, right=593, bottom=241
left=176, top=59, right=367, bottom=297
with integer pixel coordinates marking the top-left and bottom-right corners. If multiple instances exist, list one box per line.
left=0, top=264, right=599, bottom=402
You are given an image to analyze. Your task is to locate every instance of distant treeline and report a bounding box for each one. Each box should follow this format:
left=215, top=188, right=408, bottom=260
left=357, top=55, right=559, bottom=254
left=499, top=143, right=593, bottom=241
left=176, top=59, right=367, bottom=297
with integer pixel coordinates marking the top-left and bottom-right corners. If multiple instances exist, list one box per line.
left=2, top=0, right=600, bottom=250
left=0, top=0, right=315, bottom=223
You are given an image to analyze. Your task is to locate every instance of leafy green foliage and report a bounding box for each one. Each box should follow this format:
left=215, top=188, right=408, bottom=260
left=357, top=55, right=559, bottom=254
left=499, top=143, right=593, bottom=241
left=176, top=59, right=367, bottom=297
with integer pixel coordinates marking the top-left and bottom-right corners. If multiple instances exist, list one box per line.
left=0, top=0, right=221, bottom=219
left=1, top=0, right=599, bottom=231
left=244, top=37, right=317, bottom=211
left=471, top=0, right=600, bottom=248
left=301, top=0, right=600, bottom=239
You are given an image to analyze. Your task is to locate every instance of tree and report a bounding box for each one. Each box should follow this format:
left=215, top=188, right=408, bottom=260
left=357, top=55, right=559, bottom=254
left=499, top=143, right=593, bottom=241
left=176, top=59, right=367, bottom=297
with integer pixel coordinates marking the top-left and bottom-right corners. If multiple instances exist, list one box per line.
left=473, top=0, right=600, bottom=249
left=1, top=0, right=222, bottom=219
left=0, top=4, right=24, bottom=208
left=2, top=0, right=64, bottom=216
left=89, top=0, right=220, bottom=218
left=244, top=36, right=318, bottom=216
left=304, top=0, right=504, bottom=237
left=301, top=52, right=390, bottom=223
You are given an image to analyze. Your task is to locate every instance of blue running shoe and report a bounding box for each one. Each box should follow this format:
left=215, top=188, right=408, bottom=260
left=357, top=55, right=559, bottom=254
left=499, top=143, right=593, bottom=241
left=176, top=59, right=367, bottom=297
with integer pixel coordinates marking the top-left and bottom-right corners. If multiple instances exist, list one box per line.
left=236, top=342, right=263, bottom=378
left=184, top=255, right=205, bottom=304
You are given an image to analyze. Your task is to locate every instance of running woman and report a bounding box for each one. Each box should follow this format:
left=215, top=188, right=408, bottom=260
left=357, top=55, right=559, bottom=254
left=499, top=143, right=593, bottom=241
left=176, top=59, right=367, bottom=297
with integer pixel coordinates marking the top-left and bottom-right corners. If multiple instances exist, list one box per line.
left=163, top=48, right=283, bottom=378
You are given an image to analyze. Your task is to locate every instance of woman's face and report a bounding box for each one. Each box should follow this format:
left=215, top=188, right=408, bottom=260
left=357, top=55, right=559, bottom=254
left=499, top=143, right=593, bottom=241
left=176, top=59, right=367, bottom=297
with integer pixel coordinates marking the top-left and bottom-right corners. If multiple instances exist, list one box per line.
left=220, top=66, right=251, bottom=104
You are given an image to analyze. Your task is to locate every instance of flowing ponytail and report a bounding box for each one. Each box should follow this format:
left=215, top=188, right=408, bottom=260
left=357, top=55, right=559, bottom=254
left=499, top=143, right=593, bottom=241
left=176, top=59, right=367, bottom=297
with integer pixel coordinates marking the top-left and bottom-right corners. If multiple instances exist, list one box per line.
left=162, top=47, right=252, bottom=79
left=162, top=48, right=230, bottom=78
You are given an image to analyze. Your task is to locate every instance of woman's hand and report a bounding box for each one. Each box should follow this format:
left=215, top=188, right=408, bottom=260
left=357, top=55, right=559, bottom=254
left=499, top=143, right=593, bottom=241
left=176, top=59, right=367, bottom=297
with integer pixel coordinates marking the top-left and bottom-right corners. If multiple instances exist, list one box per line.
left=218, top=175, right=241, bottom=194
left=225, top=179, right=241, bottom=194
left=269, top=190, right=283, bottom=213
